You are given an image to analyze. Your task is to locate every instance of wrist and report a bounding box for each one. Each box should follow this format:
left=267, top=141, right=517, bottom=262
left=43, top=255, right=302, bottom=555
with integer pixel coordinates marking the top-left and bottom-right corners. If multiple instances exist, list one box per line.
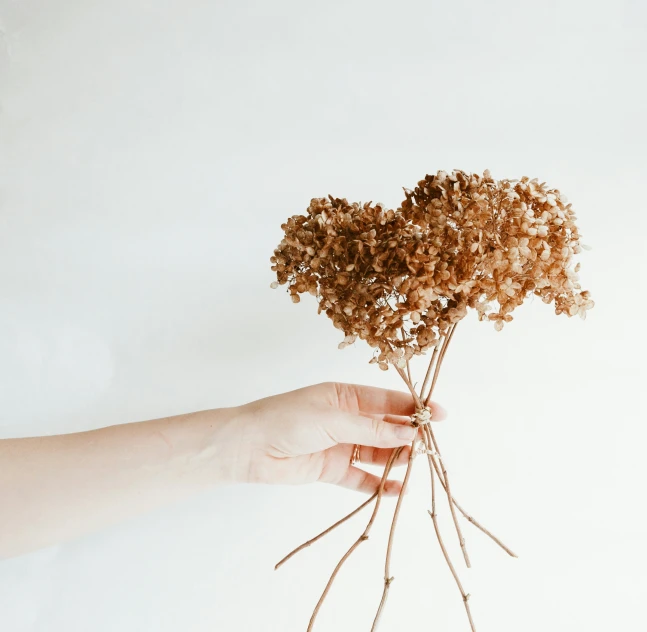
left=175, top=406, right=250, bottom=486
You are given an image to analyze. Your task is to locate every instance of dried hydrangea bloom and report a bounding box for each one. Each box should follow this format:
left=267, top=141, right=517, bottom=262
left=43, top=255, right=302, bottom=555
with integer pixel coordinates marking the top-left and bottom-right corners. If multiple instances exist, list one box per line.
left=401, top=170, right=593, bottom=332
left=271, top=196, right=429, bottom=369
left=271, top=171, right=592, bottom=368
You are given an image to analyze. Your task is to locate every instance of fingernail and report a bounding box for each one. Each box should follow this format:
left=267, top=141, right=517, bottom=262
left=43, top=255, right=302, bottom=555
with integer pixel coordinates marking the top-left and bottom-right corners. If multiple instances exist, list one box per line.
left=394, top=425, right=416, bottom=441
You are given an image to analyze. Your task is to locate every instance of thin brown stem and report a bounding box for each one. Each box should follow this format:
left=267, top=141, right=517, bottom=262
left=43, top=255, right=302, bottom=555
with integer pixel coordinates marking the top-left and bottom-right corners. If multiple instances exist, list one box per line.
left=371, top=439, right=417, bottom=632
left=308, top=535, right=368, bottom=631
left=424, top=323, right=457, bottom=409
left=394, top=365, right=423, bottom=410
left=455, top=504, right=517, bottom=558
left=420, top=341, right=441, bottom=405
left=424, top=333, right=449, bottom=407
left=277, top=439, right=515, bottom=572
left=306, top=447, right=403, bottom=632
left=401, top=328, right=413, bottom=385
left=419, top=324, right=471, bottom=567
left=422, top=425, right=446, bottom=490
left=428, top=463, right=476, bottom=632
left=427, top=423, right=471, bottom=568
left=275, top=492, right=379, bottom=570
left=423, top=424, right=516, bottom=558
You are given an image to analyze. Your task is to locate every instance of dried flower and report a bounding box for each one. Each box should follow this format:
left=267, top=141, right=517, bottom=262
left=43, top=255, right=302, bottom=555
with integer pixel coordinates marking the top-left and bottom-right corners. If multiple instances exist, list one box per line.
left=272, top=170, right=591, bottom=632
left=271, top=171, right=592, bottom=368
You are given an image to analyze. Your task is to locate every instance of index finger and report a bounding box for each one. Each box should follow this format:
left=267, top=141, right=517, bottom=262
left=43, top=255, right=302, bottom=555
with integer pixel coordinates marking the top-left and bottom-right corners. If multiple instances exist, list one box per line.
left=329, top=382, right=447, bottom=420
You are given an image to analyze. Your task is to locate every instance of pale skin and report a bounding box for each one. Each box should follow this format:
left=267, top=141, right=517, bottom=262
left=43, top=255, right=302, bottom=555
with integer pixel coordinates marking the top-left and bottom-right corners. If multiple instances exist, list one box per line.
left=0, top=382, right=446, bottom=559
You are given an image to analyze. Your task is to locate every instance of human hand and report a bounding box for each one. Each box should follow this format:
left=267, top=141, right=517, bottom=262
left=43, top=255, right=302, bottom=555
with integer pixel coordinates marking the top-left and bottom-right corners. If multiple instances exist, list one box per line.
left=223, top=382, right=446, bottom=495
left=0, top=382, right=444, bottom=557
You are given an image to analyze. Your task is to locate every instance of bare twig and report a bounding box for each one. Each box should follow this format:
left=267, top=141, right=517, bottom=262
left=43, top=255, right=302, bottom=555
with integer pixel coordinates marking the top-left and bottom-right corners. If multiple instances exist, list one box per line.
left=457, top=505, right=517, bottom=558
left=394, top=365, right=423, bottom=410
left=275, top=492, right=379, bottom=570
left=419, top=341, right=441, bottom=406
left=418, top=329, right=517, bottom=557
left=424, top=323, right=457, bottom=409
left=423, top=424, right=516, bottom=558
left=306, top=447, right=403, bottom=632
left=277, top=439, right=515, bottom=572
left=426, top=423, right=471, bottom=568
left=401, top=328, right=413, bottom=385
left=371, top=439, right=417, bottom=632
left=300, top=423, right=514, bottom=562
left=428, top=462, right=476, bottom=632
left=308, top=535, right=368, bottom=631
left=419, top=324, right=471, bottom=568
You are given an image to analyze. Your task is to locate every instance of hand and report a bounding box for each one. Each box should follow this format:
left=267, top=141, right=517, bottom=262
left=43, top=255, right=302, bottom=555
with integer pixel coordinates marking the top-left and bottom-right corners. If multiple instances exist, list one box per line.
left=0, top=381, right=446, bottom=557
left=226, top=382, right=446, bottom=495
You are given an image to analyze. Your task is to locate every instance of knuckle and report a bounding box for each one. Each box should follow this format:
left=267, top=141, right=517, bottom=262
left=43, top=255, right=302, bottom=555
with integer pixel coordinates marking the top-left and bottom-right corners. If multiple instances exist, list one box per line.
left=359, top=470, right=372, bottom=491
left=370, top=418, right=385, bottom=441
left=327, top=381, right=343, bottom=406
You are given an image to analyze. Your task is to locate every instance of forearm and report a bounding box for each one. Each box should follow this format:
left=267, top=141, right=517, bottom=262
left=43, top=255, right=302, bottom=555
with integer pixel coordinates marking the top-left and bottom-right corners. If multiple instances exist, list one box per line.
left=0, top=407, right=240, bottom=559
left=0, top=382, right=425, bottom=558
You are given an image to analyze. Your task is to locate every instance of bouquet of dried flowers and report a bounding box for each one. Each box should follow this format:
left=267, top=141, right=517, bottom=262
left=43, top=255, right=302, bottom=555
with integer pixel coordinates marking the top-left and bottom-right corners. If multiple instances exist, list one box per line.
left=270, top=170, right=593, bottom=631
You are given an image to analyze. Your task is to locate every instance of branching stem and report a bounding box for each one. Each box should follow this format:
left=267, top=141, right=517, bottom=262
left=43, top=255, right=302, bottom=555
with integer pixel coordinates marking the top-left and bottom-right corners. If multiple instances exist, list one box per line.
left=370, top=438, right=417, bottom=632
left=424, top=423, right=516, bottom=558
left=419, top=343, right=440, bottom=407
left=426, top=423, right=471, bottom=567
left=282, top=322, right=514, bottom=632
left=394, top=365, right=423, bottom=410
left=428, top=458, right=477, bottom=632
left=306, top=447, right=403, bottom=632
left=424, top=323, right=457, bottom=409
left=275, top=492, right=379, bottom=570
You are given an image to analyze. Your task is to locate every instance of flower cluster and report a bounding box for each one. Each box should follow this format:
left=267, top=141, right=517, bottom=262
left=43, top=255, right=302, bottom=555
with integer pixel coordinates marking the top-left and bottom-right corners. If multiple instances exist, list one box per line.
left=401, top=170, right=594, bottom=330
left=271, top=170, right=593, bottom=368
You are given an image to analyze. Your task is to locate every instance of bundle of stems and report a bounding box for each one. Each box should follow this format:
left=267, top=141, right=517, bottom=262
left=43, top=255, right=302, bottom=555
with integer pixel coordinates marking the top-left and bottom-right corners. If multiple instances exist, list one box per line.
left=271, top=170, right=592, bottom=630
left=275, top=323, right=517, bottom=631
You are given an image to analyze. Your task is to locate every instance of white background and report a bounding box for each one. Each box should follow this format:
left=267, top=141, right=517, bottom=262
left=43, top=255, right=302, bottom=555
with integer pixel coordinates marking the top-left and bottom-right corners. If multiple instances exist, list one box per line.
left=1, top=1, right=646, bottom=631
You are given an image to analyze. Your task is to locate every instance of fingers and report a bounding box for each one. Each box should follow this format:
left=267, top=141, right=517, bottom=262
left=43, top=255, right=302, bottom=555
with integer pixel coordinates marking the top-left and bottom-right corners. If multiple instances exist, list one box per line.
left=368, top=414, right=413, bottom=426
left=367, top=413, right=443, bottom=427
left=358, top=444, right=411, bottom=467
left=323, top=411, right=417, bottom=448
left=331, top=382, right=447, bottom=421
left=334, top=466, right=403, bottom=496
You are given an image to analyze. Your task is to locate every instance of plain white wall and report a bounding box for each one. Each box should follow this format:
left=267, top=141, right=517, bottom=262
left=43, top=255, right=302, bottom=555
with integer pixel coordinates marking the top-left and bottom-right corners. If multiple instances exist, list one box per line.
left=1, top=1, right=645, bottom=631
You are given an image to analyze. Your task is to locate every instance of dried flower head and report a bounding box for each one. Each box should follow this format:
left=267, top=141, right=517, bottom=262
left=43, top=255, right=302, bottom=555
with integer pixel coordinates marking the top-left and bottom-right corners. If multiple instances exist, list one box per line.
left=271, top=171, right=592, bottom=368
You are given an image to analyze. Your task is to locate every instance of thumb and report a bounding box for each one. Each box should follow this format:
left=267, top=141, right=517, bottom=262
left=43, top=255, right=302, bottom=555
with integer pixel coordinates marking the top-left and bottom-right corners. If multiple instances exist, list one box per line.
left=323, top=411, right=417, bottom=448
